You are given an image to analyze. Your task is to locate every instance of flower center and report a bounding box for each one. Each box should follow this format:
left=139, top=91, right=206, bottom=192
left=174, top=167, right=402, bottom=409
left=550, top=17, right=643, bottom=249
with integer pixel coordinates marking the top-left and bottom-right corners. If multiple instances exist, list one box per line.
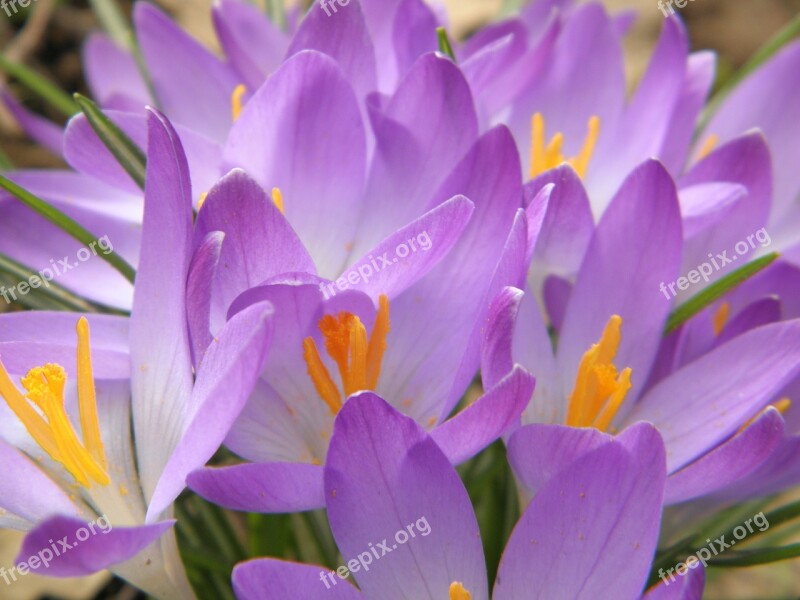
left=0, top=317, right=109, bottom=487
left=529, top=113, right=600, bottom=179
left=449, top=582, right=471, bottom=600
left=565, top=315, right=632, bottom=432
left=231, top=84, right=247, bottom=122
left=303, top=295, right=390, bottom=414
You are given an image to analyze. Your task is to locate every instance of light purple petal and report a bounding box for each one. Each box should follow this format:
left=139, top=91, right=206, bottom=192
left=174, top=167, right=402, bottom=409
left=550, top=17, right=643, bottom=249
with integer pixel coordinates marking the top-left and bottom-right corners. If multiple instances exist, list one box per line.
left=507, top=423, right=611, bottom=495
left=194, top=168, right=315, bottom=327
left=131, top=109, right=194, bottom=503
left=629, top=320, right=800, bottom=472
left=325, top=393, right=488, bottom=600
left=430, top=366, right=534, bottom=465
left=288, top=0, right=377, bottom=101
left=17, top=515, right=173, bottom=577
left=678, top=133, right=771, bottom=289
left=1, top=90, right=63, bottom=155
left=353, top=53, right=478, bottom=255
left=558, top=160, right=682, bottom=404
left=146, top=301, right=274, bottom=521
left=643, top=565, right=705, bottom=600
left=187, top=231, right=225, bottom=365
left=134, top=3, right=240, bottom=142
left=213, top=0, right=288, bottom=89
left=0, top=439, right=79, bottom=523
left=188, top=462, right=324, bottom=513
left=233, top=559, right=363, bottom=600
left=83, top=33, right=150, bottom=107
left=481, top=287, right=524, bottom=389
left=664, top=407, right=784, bottom=504
left=494, top=423, right=665, bottom=600
left=526, top=166, right=594, bottom=290
left=223, top=50, right=366, bottom=277
left=339, top=195, right=474, bottom=301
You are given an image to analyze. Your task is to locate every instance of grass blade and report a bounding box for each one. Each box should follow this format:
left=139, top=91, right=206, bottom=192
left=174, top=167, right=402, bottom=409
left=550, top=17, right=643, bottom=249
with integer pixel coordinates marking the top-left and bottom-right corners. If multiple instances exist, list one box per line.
left=0, top=54, right=79, bottom=117
left=664, top=252, right=779, bottom=334
left=0, top=175, right=136, bottom=284
left=73, top=93, right=147, bottom=190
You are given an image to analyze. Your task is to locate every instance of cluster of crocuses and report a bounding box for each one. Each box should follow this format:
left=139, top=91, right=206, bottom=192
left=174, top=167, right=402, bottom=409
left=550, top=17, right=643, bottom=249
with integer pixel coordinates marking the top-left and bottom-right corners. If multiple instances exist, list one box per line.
left=0, top=0, right=799, bottom=598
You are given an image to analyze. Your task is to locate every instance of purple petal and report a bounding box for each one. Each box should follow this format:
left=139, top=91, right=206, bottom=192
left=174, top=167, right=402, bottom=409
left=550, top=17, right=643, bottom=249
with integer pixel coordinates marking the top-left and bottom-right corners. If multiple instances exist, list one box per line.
left=131, top=109, right=194, bottom=502
left=558, top=160, right=682, bottom=404
left=213, top=0, right=288, bottom=89
left=338, top=195, right=474, bottom=301
left=678, top=133, right=771, bottom=288
left=494, top=423, right=665, bottom=600
left=526, top=166, right=594, bottom=291
left=664, top=407, right=784, bottom=504
left=233, top=558, right=363, bottom=600
left=223, top=51, right=366, bottom=277
left=325, top=393, right=488, bottom=600
left=481, top=287, right=524, bottom=389
left=353, top=53, right=478, bottom=253
left=64, top=109, right=222, bottom=200
left=679, top=182, right=746, bottom=238
left=703, top=40, right=800, bottom=218
left=643, top=565, right=705, bottom=600
left=187, top=231, right=225, bottom=365
left=194, top=169, right=315, bottom=326
left=17, top=515, right=173, bottom=577
left=590, top=17, right=689, bottom=202
left=134, top=3, right=240, bottom=142
left=1, top=90, right=63, bottom=154
left=507, top=423, right=611, bottom=495
left=288, top=0, right=377, bottom=100
left=146, top=301, right=274, bottom=521
left=430, top=366, right=534, bottom=465
left=629, top=320, right=800, bottom=472
left=83, top=33, right=150, bottom=107
left=188, top=462, right=324, bottom=513
left=0, top=439, right=79, bottom=522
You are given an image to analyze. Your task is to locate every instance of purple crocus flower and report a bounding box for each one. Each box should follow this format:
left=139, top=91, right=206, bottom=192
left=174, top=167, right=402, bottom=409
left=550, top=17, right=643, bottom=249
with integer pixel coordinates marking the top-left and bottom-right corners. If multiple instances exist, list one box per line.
left=483, top=159, right=800, bottom=505
left=140, top=44, right=538, bottom=513
left=229, top=393, right=694, bottom=600
left=0, top=110, right=274, bottom=598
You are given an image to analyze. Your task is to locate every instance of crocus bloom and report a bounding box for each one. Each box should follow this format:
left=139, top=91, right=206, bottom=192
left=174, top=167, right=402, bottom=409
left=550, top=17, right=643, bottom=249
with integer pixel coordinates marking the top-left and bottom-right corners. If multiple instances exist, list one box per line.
left=164, top=46, right=536, bottom=513
left=229, top=393, right=697, bottom=600
left=0, top=110, right=274, bottom=598
left=483, top=159, right=800, bottom=504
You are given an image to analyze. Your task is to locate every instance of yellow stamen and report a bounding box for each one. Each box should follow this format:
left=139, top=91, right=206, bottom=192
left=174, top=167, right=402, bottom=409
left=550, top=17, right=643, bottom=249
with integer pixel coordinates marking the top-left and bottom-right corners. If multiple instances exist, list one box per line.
left=197, top=192, right=209, bottom=211
left=712, top=301, right=730, bottom=336
left=0, top=320, right=109, bottom=487
left=303, top=339, right=342, bottom=414
left=530, top=113, right=600, bottom=179
left=566, top=315, right=632, bottom=432
left=449, top=582, right=472, bottom=600
left=696, top=134, right=719, bottom=161
left=303, top=295, right=391, bottom=414
left=231, top=84, right=247, bottom=122
left=76, top=318, right=106, bottom=469
left=366, top=295, right=389, bottom=389
left=271, top=187, right=285, bottom=215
